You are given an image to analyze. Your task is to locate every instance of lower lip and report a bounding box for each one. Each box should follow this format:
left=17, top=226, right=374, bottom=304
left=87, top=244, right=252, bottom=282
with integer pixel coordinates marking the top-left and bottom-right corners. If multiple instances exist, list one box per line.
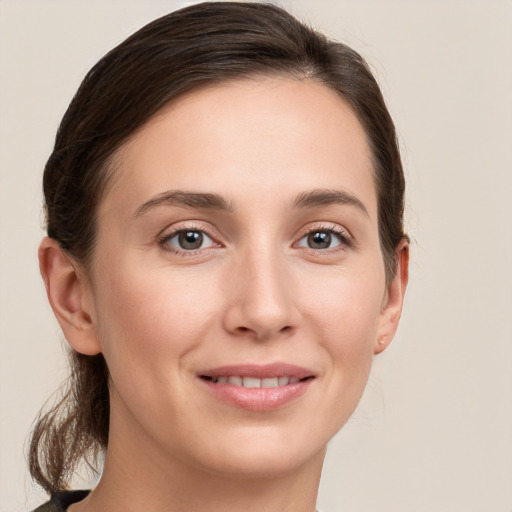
left=200, top=379, right=313, bottom=411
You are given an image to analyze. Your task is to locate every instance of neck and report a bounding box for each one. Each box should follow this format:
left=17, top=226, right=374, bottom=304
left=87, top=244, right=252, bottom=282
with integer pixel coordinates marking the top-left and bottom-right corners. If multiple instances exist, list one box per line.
left=72, top=405, right=325, bottom=512
left=77, top=451, right=324, bottom=512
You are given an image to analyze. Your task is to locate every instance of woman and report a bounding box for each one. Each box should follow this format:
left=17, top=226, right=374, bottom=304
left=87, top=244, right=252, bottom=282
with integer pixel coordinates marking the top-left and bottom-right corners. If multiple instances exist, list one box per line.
left=30, top=2, right=408, bottom=511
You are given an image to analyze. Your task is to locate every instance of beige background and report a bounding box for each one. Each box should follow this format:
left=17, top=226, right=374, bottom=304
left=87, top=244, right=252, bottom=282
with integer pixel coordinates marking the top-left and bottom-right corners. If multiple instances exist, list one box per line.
left=1, top=1, right=511, bottom=511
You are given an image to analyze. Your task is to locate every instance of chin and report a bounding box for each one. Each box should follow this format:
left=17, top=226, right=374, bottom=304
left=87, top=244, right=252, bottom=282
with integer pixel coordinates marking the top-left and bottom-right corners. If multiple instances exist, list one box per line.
left=185, top=424, right=329, bottom=480
left=202, top=451, right=322, bottom=481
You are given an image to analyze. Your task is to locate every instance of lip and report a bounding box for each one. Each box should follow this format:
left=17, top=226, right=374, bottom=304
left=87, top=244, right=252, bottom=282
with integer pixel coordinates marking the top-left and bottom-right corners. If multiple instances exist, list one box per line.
left=198, top=363, right=316, bottom=412
left=200, top=362, right=314, bottom=380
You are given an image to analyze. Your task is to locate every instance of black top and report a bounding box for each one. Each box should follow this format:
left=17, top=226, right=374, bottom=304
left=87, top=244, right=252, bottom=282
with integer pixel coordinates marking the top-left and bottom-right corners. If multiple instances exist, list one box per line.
left=32, top=490, right=324, bottom=511
left=32, top=491, right=90, bottom=512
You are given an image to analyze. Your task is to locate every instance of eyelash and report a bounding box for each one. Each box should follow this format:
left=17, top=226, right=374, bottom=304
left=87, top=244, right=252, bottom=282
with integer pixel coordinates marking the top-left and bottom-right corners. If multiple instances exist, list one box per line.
left=158, top=224, right=353, bottom=256
left=158, top=224, right=218, bottom=256
left=296, top=224, right=354, bottom=253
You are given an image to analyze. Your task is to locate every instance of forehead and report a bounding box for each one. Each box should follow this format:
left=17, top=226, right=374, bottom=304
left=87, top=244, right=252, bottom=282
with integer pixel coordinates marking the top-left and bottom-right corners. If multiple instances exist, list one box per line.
left=104, top=76, right=376, bottom=219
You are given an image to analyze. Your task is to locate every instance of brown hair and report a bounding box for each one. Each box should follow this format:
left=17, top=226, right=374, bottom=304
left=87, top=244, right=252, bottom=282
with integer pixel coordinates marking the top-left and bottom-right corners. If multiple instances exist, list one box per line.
left=30, top=1, right=407, bottom=494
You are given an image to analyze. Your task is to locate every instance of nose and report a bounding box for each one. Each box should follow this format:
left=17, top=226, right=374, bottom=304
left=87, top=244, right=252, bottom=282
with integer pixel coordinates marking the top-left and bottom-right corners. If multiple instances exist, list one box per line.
left=222, top=247, right=301, bottom=341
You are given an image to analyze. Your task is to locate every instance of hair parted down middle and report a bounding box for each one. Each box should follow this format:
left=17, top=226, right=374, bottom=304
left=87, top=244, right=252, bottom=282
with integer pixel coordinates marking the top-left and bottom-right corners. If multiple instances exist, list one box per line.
left=30, top=1, right=406, bottom=494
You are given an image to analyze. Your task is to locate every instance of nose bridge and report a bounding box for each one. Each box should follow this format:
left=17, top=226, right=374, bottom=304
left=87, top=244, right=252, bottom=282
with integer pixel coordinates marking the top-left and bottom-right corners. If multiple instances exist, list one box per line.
left=225, top=236, right=299, bottom=340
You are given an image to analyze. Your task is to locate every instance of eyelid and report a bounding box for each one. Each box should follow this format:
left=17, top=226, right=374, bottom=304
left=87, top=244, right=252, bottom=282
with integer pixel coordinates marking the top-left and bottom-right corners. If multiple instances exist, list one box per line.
left=294, top=223, right=354, bottom=250
left=165, top=229, right=215, bottom=250
left=158, top=221, right=223, bottom=255
left=156, top=220, right=354, bottom=256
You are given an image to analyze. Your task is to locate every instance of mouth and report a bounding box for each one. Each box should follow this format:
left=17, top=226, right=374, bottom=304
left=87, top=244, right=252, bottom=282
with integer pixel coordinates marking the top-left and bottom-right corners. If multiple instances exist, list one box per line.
left=198, top=363, right=316, bottom=411
left=200, top=375, right=313, bottom=388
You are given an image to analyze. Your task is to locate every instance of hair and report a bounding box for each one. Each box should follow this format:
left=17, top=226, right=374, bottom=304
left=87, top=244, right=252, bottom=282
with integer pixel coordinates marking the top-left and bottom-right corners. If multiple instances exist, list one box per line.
left=30, top=1, right=407, bottom=494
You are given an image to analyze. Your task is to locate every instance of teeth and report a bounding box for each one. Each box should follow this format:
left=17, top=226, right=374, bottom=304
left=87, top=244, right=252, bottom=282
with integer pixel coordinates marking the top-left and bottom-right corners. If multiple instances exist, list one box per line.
left=211, top=376, right=303, bottom=388
left=262, top=377, right=278, bottom=388
left=243, top=377, right=261, bottom=388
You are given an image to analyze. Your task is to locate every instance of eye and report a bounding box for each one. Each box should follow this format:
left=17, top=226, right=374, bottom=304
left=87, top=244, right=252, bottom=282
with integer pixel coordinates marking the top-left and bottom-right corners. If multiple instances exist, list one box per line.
left=162, top=229, right=215, bottom=252
left=296, top=229, right=347, bottom=250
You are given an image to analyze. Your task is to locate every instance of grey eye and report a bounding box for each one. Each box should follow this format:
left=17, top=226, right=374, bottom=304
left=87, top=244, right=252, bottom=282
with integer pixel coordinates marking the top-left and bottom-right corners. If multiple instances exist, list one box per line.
left=165, top=230, right=214, bottom=251
left=298, top=230, right=342, bottom=250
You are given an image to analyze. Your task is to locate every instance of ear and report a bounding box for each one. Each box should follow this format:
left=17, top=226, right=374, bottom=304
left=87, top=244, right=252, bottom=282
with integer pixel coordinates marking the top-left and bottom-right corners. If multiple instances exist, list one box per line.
left=374, top=239, right=409, bottom=355
left=38, top=237, right=101, bottom=355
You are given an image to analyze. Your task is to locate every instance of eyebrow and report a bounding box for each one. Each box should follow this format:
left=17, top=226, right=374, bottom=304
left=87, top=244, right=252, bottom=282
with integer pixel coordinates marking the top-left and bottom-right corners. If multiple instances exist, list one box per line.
left=133, top=188, right=369, bottom=218
left=133, top=190, right=233, bottom=217
left=292, top=189, right=369, bottom=217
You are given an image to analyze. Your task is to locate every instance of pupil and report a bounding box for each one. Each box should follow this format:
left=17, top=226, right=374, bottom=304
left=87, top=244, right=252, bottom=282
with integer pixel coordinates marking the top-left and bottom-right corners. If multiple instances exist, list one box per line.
left=308, top=231, right=330, bottom=249
left=179, top=231, right=202, bottom=250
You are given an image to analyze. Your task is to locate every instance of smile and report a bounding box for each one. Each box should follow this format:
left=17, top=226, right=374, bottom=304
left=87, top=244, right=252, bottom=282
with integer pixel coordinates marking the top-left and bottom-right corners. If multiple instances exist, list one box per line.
left=199, top=363, right=316, bottom=411
left=201, top=376, right=306, bottom=388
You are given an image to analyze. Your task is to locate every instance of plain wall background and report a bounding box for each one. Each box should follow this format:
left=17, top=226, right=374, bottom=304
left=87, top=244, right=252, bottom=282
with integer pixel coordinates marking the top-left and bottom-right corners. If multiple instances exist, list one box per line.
left=1, top=1, right=511, bottom=511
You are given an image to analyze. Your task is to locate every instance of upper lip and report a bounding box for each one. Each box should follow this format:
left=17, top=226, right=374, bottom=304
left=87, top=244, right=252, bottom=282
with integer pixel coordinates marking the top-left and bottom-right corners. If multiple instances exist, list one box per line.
left=199, top=362, right=315, bottom=380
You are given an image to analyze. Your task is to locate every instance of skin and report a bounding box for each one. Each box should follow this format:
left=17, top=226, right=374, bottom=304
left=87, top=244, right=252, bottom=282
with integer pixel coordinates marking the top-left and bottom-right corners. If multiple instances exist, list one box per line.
left=40, top=77, right=408, bottom=512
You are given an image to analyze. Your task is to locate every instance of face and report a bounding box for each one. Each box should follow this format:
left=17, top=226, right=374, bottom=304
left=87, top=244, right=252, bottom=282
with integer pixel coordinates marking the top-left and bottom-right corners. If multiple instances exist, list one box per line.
left=80, top=77, right=405, bottom=478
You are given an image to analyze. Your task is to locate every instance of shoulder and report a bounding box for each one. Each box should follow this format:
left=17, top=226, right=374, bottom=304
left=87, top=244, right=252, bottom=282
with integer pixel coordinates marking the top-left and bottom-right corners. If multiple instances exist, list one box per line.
left=32, top=491, right=90, bottom=512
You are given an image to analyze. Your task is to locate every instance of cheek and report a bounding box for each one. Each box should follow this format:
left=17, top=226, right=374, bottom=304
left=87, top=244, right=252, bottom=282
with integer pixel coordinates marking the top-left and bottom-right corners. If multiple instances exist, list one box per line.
left=301, top=265, right=384, bottom=389
left=309, top=288, right=381, bottom=432
left=92, top=263, right=222, bottom=376
left=304, top=266, right=383, bottom=339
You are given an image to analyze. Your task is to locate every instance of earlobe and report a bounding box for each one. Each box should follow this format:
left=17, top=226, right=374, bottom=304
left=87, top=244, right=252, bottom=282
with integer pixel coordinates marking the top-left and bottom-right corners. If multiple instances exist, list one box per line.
left=38, top=237, right=101, bottom=355
left=374, top=239, right=409, bottom=355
